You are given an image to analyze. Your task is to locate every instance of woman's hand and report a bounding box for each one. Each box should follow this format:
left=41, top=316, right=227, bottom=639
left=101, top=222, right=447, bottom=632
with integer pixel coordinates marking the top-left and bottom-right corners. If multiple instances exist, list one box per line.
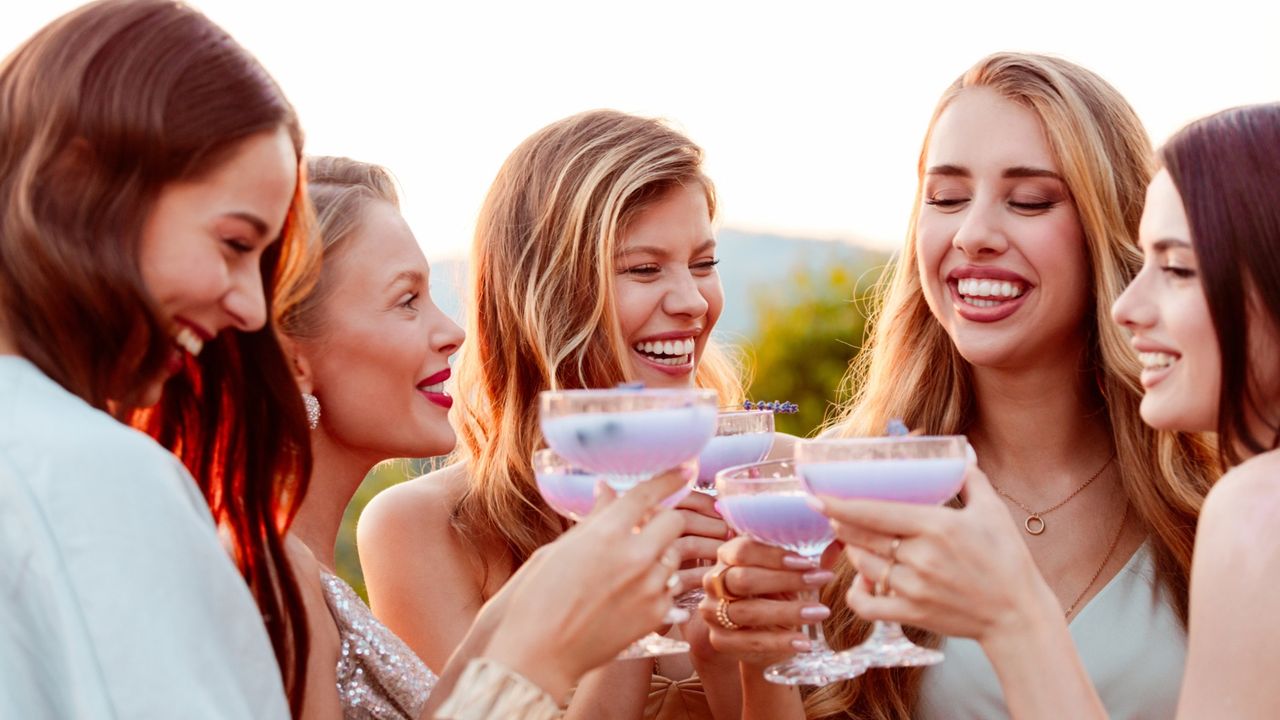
left=480, top=469, right=688, bottom=703
left=670, top=490, right=730, bottom=596
left=818, top=462, right=1057, bottom=646
left=697, top=536, right=835, bottom=666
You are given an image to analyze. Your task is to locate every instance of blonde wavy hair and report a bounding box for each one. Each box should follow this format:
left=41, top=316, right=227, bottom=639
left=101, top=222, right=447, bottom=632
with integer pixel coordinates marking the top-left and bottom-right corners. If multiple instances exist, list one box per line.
left=806, top=53, right=1218, bottom=720
left=449, top=110, right=744, bottom=579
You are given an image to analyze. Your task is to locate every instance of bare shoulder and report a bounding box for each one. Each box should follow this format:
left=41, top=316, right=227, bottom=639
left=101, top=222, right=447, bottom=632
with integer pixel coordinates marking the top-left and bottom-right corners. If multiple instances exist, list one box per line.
left=1197, top=450, right=1280, bottom=556
left=357, top=462, right=469, bottom=551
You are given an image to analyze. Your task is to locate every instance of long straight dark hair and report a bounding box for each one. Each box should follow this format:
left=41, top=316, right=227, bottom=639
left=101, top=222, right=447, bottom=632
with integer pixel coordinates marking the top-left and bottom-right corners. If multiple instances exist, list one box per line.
left=1162, top=103, right=1280, bottom=467
left=0, top=0, right=319, bottom=712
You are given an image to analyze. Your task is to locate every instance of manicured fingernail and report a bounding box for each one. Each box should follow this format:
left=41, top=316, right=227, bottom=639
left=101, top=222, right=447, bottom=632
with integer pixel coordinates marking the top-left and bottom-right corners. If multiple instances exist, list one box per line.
left=800, top=605, right=830, bottom=620
left=790, top=639, right=813, bottom=652
left=803, top=569, right=835, bottom=585
left=804, top=496, right=826, bottom=513
left=783, top=555, right=820, bottom=569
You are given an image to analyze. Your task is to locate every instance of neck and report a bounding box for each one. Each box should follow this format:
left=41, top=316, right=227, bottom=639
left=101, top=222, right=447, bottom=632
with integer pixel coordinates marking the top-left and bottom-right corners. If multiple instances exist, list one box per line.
left=966, top=351, right=1113, bottom=499
left=291, top=430, right=381, bottom=571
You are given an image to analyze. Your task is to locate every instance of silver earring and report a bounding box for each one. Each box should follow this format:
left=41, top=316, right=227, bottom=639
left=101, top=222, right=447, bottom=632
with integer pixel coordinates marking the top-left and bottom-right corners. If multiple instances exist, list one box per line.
left=302, top=392, right=320, bottom=430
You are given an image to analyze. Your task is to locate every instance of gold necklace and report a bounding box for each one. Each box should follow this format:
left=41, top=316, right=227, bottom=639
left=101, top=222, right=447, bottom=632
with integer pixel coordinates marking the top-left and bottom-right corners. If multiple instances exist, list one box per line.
left=989, top=454, right=1116, bottom=535
left=1064, top=503, right=1129, bottom=618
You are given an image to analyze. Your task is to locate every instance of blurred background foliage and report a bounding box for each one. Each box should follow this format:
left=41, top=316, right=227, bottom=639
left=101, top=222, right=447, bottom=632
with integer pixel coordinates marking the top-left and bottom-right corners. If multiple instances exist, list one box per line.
left=334, top=258, right=888, bottom=599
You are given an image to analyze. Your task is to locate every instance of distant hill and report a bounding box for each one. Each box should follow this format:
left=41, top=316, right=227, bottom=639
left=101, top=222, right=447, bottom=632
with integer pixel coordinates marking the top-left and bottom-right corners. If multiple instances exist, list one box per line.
left=427, top=229, right=881, bottom=341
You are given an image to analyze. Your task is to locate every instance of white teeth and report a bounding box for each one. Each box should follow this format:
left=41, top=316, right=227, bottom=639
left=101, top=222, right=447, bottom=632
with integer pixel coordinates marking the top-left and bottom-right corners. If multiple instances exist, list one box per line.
left=632, top=337, right=697, bottom=365
left=1138, top=352, right=1178, bottom=370
left=957, top=277, right=1026, bottom=300
left=174, top=326, right=203, bottom=357
left=420, top=382, right=445, bottom=393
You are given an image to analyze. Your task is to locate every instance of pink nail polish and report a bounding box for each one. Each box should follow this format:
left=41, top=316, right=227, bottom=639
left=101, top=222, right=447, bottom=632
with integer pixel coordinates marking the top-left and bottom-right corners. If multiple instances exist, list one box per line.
left=803, top=569, right=835, bottom=585
left=800, top=605, right=830, bottom=620
left=783, top=555, right=820, bottom=569
left=790, top=639, right=812, bottom=652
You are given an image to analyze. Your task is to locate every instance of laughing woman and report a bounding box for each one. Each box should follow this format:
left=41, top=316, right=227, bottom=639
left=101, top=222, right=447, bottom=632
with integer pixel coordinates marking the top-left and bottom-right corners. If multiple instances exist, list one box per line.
left=698, top=53, right=1217, bottom=720
left=359, top=110, right=746, bottom=719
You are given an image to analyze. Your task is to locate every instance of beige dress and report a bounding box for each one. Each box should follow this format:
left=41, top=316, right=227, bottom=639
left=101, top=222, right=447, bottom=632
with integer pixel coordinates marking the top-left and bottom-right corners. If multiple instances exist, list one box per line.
left=917, top=543, right=1186, bottom=719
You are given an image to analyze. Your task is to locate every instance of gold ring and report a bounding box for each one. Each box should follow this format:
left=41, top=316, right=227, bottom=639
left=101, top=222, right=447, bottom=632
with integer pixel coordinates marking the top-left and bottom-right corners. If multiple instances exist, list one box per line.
left=715, top=597, right=740, bottom=630
left=889, top=537, right=902, bottom=562
left=707, top=564, right=740, bottom=601
left=876, top=560, right=896, bottom=597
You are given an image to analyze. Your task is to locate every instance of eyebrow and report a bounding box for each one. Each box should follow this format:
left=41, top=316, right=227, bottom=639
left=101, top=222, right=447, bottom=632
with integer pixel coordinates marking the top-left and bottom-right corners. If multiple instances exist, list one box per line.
left=1151, top=238, right=1192, bottom=251
left=925, top=164, right=1064, bottom=182
left=386, top=269, right=426, bottom=289
left=227, top=211, right=269, bottom=236
left=617, top=239, right=717, bottom=257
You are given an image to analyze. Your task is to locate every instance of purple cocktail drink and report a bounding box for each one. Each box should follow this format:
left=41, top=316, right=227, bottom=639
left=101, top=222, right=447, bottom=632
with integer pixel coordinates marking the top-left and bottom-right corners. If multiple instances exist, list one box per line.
left=715, top=460, right=868, bottom=686
left=796, top=435, right=968, bottom=669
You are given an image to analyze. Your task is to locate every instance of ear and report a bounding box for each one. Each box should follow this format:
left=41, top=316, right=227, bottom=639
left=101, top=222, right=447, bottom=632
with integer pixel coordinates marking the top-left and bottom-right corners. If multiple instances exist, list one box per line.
left=279, top=335, right=315, bottom=395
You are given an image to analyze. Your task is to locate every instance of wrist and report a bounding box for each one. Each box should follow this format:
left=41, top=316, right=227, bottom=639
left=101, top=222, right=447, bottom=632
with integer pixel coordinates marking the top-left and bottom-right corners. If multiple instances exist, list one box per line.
left=980, top=577, right=1066, bottom=663
left=481, top=634, right=576, bottom=705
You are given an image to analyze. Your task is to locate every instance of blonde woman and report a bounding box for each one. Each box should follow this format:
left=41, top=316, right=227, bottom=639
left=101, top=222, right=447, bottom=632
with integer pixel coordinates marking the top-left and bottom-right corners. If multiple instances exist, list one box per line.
left=359, top=111, right=746, bottom=719
left=700, top=53, right=1217, bottom=719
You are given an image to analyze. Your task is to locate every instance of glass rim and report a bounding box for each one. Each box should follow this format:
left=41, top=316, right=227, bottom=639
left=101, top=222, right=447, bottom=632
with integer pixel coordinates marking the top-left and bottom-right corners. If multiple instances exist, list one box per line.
left=796, top=434, right=966, bottom=446
left=539, top=387, right=719, bottom=400
left=717, top=405, right=774, bottom=415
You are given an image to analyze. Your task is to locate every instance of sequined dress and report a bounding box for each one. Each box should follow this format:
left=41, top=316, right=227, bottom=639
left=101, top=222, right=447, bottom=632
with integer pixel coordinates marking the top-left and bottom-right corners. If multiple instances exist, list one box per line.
left=321, top=571, right=438, bottom=719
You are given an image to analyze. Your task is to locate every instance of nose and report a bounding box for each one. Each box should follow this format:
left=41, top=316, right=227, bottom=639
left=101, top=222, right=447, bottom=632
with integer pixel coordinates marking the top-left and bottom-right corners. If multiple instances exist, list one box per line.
left=951, top=198, right=1009, bottom=258
left=430, top=305, right=465, bottom=357
left=1111, top=264, right=1156, bottom=332
left=662, top=269, right=710, bottom=319
left=222, top=263, right=267, bottom=332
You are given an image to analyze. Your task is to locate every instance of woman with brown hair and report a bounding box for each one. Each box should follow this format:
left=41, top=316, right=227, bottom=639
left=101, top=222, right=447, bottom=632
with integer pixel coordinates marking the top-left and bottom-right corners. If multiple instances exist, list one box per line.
left=359, top=110, right=747, bottom=718
left=1113, top=102, right=1280, bottom=718
left=699, top=52, right=1217, bottom=719
left=0, top=0, right=314, bottom=716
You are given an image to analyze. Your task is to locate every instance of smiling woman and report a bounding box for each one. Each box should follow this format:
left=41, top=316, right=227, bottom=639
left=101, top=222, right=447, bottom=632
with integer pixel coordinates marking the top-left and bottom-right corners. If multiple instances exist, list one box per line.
left=357, top=110, right=747, bottom=719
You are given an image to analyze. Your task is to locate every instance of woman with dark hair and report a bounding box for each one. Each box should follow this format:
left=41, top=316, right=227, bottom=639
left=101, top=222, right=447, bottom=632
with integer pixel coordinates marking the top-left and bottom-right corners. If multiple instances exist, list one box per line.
left=0, top=0, right=314, bottom=716
left=1113, top=102, right=1280, bottom=718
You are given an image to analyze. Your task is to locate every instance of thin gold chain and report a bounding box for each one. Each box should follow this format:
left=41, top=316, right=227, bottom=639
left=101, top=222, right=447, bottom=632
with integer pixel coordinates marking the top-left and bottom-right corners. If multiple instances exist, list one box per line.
left=1064, top=503, right=1129, bottom=618
left=989, top=453, right=1116, bottom=535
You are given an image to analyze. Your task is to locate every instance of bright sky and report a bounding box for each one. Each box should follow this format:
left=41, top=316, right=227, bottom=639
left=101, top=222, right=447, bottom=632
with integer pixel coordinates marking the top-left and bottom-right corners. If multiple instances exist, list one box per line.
left=7, top=1, right=1279, bottom=261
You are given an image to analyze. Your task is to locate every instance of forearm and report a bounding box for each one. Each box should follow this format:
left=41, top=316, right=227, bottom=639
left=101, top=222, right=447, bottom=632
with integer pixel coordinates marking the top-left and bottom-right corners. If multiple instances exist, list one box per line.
left=740, top=662, right=806, bottom=720
left=562, top=661, right=651, bottom=720
left=982, top=597, right=1106, bottom=720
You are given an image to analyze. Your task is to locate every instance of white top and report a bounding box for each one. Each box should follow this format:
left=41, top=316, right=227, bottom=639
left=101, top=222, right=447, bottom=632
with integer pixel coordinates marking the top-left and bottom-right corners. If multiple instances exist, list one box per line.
left=918, top=542, right=1186, bottom=719
left=0, top=356, right=289, bottom=719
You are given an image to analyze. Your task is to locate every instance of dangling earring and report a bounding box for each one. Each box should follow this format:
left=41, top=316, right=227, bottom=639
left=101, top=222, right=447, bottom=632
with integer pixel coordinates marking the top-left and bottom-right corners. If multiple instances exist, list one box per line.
left=302, top=392, right=321, bottom=430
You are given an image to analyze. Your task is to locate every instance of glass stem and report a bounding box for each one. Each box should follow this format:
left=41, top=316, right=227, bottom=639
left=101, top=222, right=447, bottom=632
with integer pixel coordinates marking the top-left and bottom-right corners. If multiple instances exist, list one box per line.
left=868, top=620, right=908, bottom=645
left=798, top=587, right=830, bottom=652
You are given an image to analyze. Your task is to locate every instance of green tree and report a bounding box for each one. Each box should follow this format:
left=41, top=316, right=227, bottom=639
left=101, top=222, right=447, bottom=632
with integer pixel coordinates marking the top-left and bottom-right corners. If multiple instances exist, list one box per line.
left=743, top=259, right=885, bottom=438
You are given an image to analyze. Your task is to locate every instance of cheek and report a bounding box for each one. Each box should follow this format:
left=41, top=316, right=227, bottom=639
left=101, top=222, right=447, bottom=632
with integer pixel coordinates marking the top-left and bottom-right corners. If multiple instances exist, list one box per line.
left=700, top=276, right=724, bottom=327
left=140, top=238, right=227, bottom=311
left=612, top=282, right=655, bottom=338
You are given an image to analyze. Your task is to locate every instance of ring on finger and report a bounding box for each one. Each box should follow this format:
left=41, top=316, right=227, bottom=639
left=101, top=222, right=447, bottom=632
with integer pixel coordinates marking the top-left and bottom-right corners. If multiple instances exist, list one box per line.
left=715, top=597, right=740, bottom=630
left=665, top=569, right=680, bottom=592
left=888, top=536, right=902, bottom=563
left=707, top=564, right=741, bottom=601
left=876, top=559, right=896, bottom=597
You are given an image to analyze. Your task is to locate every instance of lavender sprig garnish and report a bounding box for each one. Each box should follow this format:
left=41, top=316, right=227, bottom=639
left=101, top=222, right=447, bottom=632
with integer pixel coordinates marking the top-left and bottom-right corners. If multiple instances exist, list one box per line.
left=742, top=400, right=799, bottom=414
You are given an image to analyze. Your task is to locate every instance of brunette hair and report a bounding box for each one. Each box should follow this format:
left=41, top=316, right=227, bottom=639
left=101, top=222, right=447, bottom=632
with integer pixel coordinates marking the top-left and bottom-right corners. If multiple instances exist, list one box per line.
left=450, top=110, right=744, bottom=582
left=810, top=52, right=1217, bottom=719
left=1160, top=103, right=1280, bottom=467
left=0, top=0, right=318, bottom=712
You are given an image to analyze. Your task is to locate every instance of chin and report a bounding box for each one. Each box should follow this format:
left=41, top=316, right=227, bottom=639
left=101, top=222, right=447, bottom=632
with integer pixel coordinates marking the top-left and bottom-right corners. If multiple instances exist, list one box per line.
left=1139, top=398, right=1214, bottom=434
